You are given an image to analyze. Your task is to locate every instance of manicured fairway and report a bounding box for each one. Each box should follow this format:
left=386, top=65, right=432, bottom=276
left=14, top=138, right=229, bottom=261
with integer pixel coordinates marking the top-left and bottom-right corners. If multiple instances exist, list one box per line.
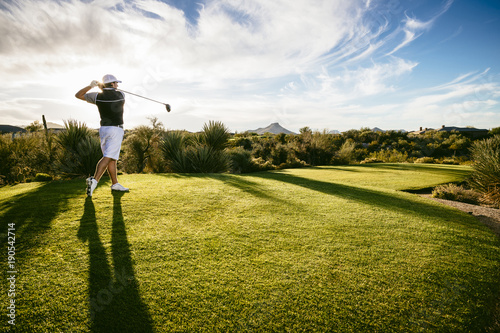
left=1, top=164, right=499, bottom=332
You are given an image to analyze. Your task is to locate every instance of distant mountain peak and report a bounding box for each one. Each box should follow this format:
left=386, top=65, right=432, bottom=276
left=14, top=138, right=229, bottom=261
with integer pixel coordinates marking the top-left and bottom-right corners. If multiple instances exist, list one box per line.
left=249, top=123, right=295, bottom=135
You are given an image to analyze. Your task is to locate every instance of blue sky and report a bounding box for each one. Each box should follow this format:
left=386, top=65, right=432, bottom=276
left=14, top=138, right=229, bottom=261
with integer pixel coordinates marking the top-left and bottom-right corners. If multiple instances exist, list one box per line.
left=0, top=0, right=499, bottom=133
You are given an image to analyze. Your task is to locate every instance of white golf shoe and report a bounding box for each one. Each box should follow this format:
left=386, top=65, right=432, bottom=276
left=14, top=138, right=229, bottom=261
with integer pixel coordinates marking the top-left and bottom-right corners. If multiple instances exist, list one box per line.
left=111, top=183, right=129, bottom=192
left=86, top=177, right=98, bottom=197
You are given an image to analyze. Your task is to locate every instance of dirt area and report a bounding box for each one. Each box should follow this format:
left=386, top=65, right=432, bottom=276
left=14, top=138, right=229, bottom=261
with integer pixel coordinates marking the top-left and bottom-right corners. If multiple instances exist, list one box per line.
left=420, top=194, right=500, bottom=238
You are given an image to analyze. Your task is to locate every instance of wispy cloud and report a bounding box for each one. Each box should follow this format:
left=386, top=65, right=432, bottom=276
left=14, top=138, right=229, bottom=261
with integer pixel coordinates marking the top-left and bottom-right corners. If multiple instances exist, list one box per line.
left=0, top=0, right=497, bottom=132
left=387, top=0, right=454, bottom=55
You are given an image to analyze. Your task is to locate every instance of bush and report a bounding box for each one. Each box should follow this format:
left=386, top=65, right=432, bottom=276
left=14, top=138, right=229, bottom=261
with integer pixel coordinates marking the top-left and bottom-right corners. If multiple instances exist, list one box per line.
left=228, top=147, right=259, bottom=174
left=369, top=149, right=409, bottom=163
left=56, top=120, right=102, bottom=177
left=121, top=118, right=166, bottom=173
left=336, top=140, right=356, bottom=164
left=360, top=157, right=384, bottom=164
left=414, top=157, right=436, bottom=164
left=160, top=121, right=230, bottom=173
left=441, top=158, right=459, bottom=165
left=432, top=184, right=482, bottom=205
left=35, top=173, right=53, bottom=182
left=468, top=135, right=500, bottom=206
left=198, top=120, right=231, bottom=151
left=160, top=131, right=190, bottom=172
left=0, top=132, right=53, bottom=183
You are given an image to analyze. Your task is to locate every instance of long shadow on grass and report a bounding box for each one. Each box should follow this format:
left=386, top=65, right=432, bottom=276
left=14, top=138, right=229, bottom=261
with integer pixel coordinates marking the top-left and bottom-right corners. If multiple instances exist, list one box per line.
left=249, top=170, right=500, bottom=330
left=248, top=171, right=490, bottom=235
left=359, top=162, right=472, bottom=177
left=78, top=193, right=154, bottom=332
left=206, top=173, right=293, bottom=206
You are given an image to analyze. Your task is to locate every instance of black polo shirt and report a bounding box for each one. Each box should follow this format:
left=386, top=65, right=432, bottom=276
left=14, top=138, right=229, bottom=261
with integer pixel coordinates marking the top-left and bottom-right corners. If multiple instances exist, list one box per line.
left=85, top=88, right=125, bottom=126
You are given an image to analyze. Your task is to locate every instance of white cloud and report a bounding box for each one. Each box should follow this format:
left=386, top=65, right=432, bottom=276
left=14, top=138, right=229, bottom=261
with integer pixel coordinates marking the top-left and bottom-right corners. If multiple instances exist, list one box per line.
left=0, top=0, right=498, bottom=133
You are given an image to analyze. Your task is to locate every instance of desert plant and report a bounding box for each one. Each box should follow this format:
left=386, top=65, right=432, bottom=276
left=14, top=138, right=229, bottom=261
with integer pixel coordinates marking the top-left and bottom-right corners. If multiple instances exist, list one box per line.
left=186, top=145, right=229, bottom=173
left=122, top=118, right=166, bottom=173
left=198, top=120, right=230, bottom=151
left=56, top=120, right=102, bottom=177
left=336, top=140, right=356, bottom=164
left=370, top=149, right=409, bottom=163
left=161, top=131, right=189, bottom=172
left=160, top=121, right=230, bottom=173
left=35, top=173, right=53, bottom=182
left=414, top=157, right=436, bottom=164
left=0, top=132, right=53, bottom=183
left=228, top=147, right=258, bottom=174
left=468, top=135, right=500, bottom=206
left=432, top=183, right=482, bottom=205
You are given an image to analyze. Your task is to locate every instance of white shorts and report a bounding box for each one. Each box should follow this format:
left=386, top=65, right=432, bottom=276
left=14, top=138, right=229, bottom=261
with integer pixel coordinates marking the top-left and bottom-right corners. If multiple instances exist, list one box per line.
left=99, top=126, right=124, bottom=160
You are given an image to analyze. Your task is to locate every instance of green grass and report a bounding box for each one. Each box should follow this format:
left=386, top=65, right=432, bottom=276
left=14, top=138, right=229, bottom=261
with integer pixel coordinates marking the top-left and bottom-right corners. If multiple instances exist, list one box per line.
left=1, top=163, right=499, bottom=332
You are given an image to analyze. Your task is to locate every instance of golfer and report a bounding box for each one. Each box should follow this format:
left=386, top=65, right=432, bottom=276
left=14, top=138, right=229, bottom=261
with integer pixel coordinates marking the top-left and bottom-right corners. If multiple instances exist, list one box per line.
left=75, top=74, right=129, bottom=197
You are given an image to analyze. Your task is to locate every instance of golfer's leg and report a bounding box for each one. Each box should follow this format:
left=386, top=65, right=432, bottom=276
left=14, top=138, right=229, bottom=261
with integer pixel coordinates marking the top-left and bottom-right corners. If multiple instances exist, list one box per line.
left=94, top=157, right=112, bottom=182
left=107, top=159, right=119, bottom=185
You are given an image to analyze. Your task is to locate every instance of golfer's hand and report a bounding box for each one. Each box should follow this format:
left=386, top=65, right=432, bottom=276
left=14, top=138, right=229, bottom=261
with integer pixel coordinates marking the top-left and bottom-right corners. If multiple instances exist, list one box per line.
left=90, top=80, right=99, bottom=88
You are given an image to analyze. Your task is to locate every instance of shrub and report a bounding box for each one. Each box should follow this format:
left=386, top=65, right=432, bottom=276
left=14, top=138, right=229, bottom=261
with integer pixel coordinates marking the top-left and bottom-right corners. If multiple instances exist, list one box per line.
left=186, top=145, right=229, bottom=173
left=360, top=157, right=384, bottom=164
left=336, top=140, right=356, bottom=164
left=56, top=120, right=102, bottom=177
left=35, top=173, right=53, bottom=182
left=121, top=118, right=166, bottom=173
left=0, top=132, right=53, bottom=183
left=441, top=158, right=459, bottom=165
left=160, top=121, right=230, bottom=173
left=160, top=131, right=189, bottom=172
left=198, top=120, right=230, bottom=151
left=414, top=157, right=436, bottom=164
left=228, top=147, right=259, bottom=174
left=369, top=149, right=409, bottom=163
left=468, top=135, right=500, bottom=206
left=432, top=184, right=482, bottom=205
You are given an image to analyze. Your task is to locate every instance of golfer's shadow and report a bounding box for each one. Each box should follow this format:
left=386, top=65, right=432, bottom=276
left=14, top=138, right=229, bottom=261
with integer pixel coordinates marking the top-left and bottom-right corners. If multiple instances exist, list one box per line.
left=78, top=194, right=154, bottom=332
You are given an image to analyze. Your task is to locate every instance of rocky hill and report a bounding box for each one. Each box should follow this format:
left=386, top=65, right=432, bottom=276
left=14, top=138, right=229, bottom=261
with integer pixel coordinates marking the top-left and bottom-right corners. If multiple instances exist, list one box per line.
left=248, top=123, right=295, bottom=135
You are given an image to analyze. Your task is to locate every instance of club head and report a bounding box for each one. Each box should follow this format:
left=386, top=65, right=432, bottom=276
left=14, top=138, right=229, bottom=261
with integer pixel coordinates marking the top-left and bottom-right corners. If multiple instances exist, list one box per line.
left=166, top=104, right=171, bottom=112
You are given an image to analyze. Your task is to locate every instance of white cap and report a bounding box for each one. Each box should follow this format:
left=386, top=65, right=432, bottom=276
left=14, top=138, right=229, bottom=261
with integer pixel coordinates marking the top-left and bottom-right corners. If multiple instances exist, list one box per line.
left=102, top=74, right=122, bottom=84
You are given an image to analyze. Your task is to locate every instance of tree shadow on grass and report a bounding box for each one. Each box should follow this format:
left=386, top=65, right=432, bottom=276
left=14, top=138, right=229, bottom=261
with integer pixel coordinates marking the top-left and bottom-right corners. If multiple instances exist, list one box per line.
left=77, top=193, right=154, bottom=332
left=248, top=170, right=495, bottom=239
left=206, top=173, right=292, bottom=206
left=248, top=170, right=500, bottom=330
left=358, top=163, right=472, bottom=178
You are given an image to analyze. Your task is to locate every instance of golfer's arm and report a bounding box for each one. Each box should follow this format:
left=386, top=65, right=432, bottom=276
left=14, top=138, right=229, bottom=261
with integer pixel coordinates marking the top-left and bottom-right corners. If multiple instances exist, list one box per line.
left=75, top=86, right=92, bottom=100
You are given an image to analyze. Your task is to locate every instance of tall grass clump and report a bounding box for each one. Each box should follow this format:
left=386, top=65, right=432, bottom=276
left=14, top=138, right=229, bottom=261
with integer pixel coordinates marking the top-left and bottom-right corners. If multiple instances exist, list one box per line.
left=468, top=135, right=500, bottom=206
left=432, top=183, right=482, bottom=205
left=56, top=120, right=102, bottom=177
left=161, top=121, right=230, bottom=173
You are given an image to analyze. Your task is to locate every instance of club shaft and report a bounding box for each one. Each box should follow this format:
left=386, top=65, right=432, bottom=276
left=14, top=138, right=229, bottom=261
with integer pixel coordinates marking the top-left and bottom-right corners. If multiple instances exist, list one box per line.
left=117, top=89, right=167, bottom=105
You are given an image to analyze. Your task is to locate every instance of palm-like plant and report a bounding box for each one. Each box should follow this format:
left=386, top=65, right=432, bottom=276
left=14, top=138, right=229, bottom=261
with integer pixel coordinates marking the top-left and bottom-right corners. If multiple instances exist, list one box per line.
left=468, top=135, right=500, bottom=206
left=56, top=120, right=102, bottom=177
left=160, top=121, right=230, bottom=173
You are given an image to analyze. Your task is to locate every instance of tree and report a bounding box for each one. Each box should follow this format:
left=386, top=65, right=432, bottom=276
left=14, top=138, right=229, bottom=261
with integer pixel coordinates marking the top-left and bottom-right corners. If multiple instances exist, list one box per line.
left=25, top=120, right=43, bottom=132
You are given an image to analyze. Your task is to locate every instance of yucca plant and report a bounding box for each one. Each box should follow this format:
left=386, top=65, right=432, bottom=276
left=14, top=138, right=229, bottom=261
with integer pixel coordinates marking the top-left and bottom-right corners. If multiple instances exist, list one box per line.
left=198, top=120, right=230, bottom=151
left=56, top=120, right=102, bottom=177
left=187, top=145, right=229, bottom=173
left=468, top=135, right=500, bottom=206
left=160, top=122, right=230, bottom=173
left=160, top=131, right=190, bottom=172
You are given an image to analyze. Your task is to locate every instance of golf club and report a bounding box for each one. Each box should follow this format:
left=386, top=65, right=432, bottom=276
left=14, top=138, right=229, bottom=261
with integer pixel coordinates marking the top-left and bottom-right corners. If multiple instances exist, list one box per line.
left=117, top=89, right=171, bottom=112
